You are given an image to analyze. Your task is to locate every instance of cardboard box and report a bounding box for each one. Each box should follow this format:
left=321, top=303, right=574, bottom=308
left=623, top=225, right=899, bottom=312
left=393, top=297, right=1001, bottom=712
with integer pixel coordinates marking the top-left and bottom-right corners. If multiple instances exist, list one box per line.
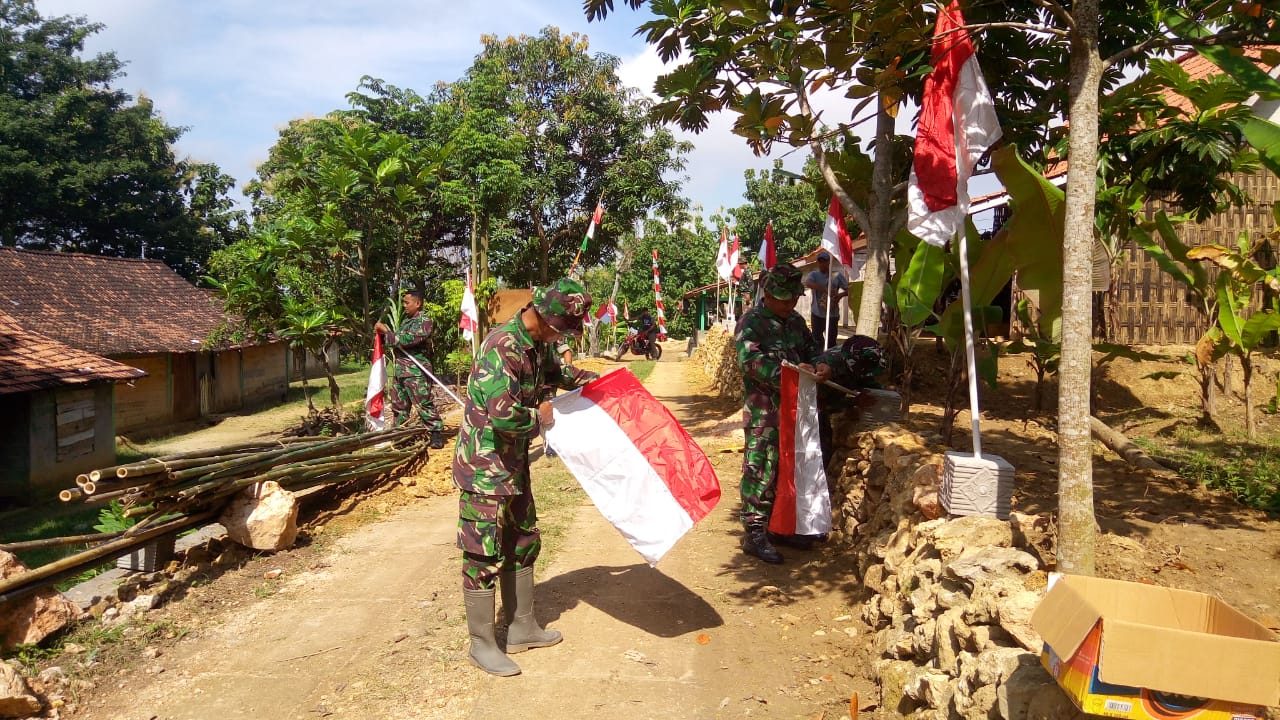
left=1031, top=574, right=1280, bottom=719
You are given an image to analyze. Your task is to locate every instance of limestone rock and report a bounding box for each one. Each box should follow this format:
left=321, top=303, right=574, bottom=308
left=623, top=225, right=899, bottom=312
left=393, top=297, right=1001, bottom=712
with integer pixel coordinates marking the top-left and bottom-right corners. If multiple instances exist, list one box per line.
left=1022, top=683, right=1085, bottom=720
left=0, top=663, right=40, bottom=717
left=975, top=647, right=1038, bottom=687
left=877, top=659, right=921, bottom=716
left=998, top=663, right=1058, bottom=720
left=946, top=547, right=1041, bottom=587
left=933, top=609, right=964, bottom=675
left=0, top=551, right=83, bottom=650
left=905, top=670, right=954, bottom=709
left=995, top=588, right=1044, bottom=652
left=929, top=517, right=1013, bottom=560
left=219, top=480, right=300, bottom=552
left=962, top=684, right=999, bottom=720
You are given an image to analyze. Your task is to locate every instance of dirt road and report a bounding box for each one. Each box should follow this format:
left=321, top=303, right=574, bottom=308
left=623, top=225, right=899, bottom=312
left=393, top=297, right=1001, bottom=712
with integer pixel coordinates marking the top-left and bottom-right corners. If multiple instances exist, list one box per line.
left=80, top=354, right=873, bottom=720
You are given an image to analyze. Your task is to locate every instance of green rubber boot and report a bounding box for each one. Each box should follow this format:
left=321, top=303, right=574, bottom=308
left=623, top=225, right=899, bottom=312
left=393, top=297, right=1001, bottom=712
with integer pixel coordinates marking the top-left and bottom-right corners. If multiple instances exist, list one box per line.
left=463, top=588, right=520, bottom=676
left=499, top=566, right=562, bottom=654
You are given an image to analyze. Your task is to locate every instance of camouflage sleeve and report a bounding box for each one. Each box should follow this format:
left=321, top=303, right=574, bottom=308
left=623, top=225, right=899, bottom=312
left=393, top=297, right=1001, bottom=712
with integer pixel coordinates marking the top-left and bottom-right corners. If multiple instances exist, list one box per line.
left=388, top=316, right=432, bottom=351
left=815, top=346, right=842, bottom=370
left=471, top=342, right=538, bottom=438
left=736, top=317, right=781, bottom=390
left=542, top=348, right=598, bottom=392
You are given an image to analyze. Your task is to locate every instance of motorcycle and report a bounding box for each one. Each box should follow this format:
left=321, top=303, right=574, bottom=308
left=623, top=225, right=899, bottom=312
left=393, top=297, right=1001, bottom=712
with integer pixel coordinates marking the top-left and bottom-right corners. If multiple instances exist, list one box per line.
left=616, top=325, right=663, bottom=361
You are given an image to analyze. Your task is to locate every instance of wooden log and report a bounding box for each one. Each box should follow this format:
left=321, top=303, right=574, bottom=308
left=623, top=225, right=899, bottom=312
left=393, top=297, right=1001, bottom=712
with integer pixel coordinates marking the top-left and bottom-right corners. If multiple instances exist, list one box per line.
left=1089, top=416, right=1177, bottom=477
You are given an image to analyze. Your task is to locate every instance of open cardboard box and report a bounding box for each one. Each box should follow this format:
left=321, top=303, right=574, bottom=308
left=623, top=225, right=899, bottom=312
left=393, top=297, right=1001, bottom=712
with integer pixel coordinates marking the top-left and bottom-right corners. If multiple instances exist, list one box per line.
left=1030, top=574, right=1280, bottom=719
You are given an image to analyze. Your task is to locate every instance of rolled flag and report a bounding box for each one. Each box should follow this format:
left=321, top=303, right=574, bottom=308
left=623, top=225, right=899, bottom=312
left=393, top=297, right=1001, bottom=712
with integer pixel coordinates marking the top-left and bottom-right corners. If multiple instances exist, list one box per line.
left=715, top=227, right=733, bottom=282
left=821, top=195, right=854, bottom=267
left=768, top=365, right=831, bottom=537
left=546, top=369, right=721, bottom=565
left=907, top=0, right=1003, bottom=248
left=459, top=270, right=479, bottom=341
left=758, top=221, right=776, bottom=270
left=365, top=333, right=388, bottom=431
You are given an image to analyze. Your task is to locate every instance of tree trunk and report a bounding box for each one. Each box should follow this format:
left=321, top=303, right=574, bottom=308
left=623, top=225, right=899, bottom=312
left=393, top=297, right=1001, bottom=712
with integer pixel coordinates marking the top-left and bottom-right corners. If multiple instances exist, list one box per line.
left=479, top=212, right=491, bottom=338
left=531, top=203, right=550, bottom=284
left=853, top=103, right=897, bottom=339
left=1243, top=353, right=1256, bottom=440
left=1057, top=2, right=1103, bottom=577
left=939, top=348, right=964, bottom=445
left=321, top=339, right=341, bottom=407
left=298, top=349, right=314, bottom=412
left=1199, top=361, right=1217, bottom=425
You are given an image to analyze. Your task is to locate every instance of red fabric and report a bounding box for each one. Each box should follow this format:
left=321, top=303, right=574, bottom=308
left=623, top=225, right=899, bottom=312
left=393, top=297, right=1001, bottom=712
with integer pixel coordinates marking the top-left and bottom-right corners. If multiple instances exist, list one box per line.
left=580, top=369, right=721, bottom=523
left=731, top=233, right=743, bottom=280
left=823, top=196, right=855, bottom=266
left=367, top=334, right=385, bottom=421
left=591, top=204, right=604, bottom=225
left=769, top=365, right=800, bottom=535
left=913, top=0, right=975, bottom=212
left=760, top=222, right=777, bottom=270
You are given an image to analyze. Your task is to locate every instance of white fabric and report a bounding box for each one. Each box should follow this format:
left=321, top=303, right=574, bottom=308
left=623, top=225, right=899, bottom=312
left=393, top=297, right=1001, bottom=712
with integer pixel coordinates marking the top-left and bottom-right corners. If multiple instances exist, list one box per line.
left=364, top=352, right=387, bottom=431
left=791, top=371, right=831, bottom=535
left=459, top=270, right=479, bottom=342
left=545, top=391, right=693, bottom=566
left=715, top=230, right=733, bottom=282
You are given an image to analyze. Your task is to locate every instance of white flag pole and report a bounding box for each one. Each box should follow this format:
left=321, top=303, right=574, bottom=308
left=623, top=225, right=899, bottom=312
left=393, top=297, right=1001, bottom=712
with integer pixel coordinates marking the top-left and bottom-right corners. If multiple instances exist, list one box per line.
left=824, top=259, right=835, bottom=351
left=957, top=228, right=983, bottom=458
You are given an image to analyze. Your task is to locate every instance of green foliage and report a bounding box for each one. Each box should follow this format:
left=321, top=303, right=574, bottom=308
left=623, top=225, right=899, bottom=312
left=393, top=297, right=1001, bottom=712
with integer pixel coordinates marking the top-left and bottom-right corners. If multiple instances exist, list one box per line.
left=0, top=1, right=245, bottom=277
left=628, top=360, right=657, bottom=383
left=92, top=501, right=135, bottom=534
left=729, top=159, right=825, bottom=266
left=1161, top=443, right=1280, bottom=513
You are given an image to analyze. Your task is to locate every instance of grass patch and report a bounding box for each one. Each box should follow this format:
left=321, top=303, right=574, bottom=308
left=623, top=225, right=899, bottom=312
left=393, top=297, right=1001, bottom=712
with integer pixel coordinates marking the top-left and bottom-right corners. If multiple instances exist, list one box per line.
left=1137, top=430, right=1280, bottom=513
left=629, top=360, right=657, bottom=383
left=0, top=503, right=102, bottom=569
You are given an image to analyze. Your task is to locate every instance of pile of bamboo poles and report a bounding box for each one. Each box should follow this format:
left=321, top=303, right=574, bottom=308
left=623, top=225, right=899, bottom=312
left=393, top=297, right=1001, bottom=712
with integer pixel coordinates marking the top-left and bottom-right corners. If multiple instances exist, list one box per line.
left=0, top=429, right=428, bottom=605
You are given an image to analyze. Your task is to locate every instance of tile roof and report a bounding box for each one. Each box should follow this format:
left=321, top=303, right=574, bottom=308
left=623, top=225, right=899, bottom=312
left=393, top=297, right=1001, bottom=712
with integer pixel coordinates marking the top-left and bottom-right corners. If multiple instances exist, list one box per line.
left=0, top=248, right=230, bottom=356
left=0, top=310, right=146, bottom=395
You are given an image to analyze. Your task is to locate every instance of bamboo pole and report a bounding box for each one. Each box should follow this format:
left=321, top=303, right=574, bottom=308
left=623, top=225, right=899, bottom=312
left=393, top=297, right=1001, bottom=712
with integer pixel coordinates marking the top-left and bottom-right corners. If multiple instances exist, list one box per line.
left=0, top=530, right=125, bottom=552
left=58, top=488, right=84, bottom=502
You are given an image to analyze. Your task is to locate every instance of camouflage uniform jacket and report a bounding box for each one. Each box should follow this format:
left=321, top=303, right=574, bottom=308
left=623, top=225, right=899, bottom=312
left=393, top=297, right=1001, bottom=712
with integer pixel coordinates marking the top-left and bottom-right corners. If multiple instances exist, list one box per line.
left=734, top=304, right=820, bottom=428
left=453, top=307, right=598, bottom=496
left=387, top=313, right=433, bottom=378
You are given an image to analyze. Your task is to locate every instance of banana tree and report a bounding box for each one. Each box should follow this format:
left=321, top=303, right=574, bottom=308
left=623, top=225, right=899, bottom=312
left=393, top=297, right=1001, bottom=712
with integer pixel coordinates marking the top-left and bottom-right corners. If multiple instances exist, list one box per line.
left=281, top=302, right=348, bottom=411
left=1186, top=221, right=1280, bottom=439
left=882, top=232, right=948, bottom=424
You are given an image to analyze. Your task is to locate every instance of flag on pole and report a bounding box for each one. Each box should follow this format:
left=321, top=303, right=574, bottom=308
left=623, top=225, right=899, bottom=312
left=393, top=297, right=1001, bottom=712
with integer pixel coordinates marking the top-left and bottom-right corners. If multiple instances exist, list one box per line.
left=758, top=221, right=777, bottom=270
left=767, top=365, right=831, bottom=536
left=907, top=0, right=1003, bottom=248
left=365, top=334, right=388, bottom=431
left=594, top=300, right=617, bottom=325
left=652, top=249, right=668, bottom=341
left=821, top=196, right=854, bottom=267
left=581, top=203, right=604, bottom=254
left=715, top=227, right=733, bottom=282
left=623, top=298, right=630, bottom=322
left=546, top=369, right=721, bottom=565
left=459, top=270, right=479, bottom=342
left=730, top=231, right=743, bottom=280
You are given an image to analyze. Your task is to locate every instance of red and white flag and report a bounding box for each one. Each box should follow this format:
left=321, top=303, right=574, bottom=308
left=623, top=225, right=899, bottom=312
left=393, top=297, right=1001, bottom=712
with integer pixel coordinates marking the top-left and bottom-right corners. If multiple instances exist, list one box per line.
left=821, top=196, right=854, bottom=267
left=758, top=221, right=777, bottom=270
left=365, top=333, right=388, bottom=431
left=730, top=231, right=743, bottom=280
left=546, top=369, right=721, bottom=565
left=907, top=0, right=1003, bottom=248
left=768, top=365, right=831, bottom=537
left=594, top=300, right=617, bottom=325
left=459, top=270, right=479, bottom=342
left=715, top=227, right=733, bottom=282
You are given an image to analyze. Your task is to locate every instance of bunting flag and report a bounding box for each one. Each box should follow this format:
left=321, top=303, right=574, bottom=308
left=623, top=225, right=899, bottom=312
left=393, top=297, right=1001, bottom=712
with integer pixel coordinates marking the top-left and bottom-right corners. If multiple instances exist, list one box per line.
left=758, top=221, right=776, bottom=271
left=652, top=249, right=668, bottom=341
left=767, top=365, right=831, bottom=536
left=364, top=333, right=388, bottom=431
left=715, top=226, right=733, bottom=282
left=582, top=203, right=604, bottom=252
left=730, top=231, right=743, bottom=280
left=821, top=196, right=854, bottom=267
left=907, top=0, right=1003, bottom=247
left=594, top=300, right=617, bottom=325
left=546, top=369, right=721, bottom=565
left=459, top=269, right=479, bottom=342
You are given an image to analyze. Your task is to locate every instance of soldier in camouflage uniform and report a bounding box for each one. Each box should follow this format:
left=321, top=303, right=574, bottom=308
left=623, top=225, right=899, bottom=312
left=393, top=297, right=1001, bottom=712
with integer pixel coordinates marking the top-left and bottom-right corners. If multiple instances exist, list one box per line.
left=815, top=335, right=887, bottom=468
left=734, top=264, right=831, bottom=564
left=542, top=340, right=575, bottom=459
left=374, top=289, right=445, bottom=449
left=452, top=278, right=598, bottom=676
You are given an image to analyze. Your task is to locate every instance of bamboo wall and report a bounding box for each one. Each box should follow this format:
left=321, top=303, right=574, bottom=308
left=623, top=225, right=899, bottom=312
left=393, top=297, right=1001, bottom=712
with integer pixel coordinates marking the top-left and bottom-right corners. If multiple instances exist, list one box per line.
left=1110, top=170, right=1280, bottom=346
left=27, top=384, right=116, bottom=500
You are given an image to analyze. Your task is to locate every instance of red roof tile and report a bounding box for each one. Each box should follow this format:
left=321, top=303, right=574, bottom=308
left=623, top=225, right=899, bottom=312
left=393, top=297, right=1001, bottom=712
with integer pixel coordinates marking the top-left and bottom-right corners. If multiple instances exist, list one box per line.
left=0, top=248, right=230, bottom=355
left=0, top=310, right=146, bottom=395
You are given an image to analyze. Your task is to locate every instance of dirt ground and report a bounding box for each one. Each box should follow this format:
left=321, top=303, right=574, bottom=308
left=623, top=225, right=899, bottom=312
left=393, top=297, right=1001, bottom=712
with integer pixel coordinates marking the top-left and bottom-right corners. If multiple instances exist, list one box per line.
left=38, top=341, right=1280, bottom=718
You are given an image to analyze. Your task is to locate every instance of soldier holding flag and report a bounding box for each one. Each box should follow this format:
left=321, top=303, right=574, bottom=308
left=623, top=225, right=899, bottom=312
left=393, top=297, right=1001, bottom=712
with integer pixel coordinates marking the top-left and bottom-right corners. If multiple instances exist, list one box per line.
left=374, top=289, right=445, bottom=449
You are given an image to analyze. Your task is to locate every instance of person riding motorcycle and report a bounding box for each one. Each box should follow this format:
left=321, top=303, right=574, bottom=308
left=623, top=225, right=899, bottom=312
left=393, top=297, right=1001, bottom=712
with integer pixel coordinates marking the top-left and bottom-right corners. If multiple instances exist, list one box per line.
left=633, top=310, right=658, bottom=353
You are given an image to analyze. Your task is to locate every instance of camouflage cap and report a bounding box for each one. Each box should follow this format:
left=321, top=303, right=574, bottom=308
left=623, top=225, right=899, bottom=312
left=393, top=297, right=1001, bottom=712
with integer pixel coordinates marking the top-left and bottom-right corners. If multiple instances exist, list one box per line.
left=762, top=264, right=803, bottom=301
left=533, top=278, right=591, bottom=337
left=841, top=335, right=887, bottom=385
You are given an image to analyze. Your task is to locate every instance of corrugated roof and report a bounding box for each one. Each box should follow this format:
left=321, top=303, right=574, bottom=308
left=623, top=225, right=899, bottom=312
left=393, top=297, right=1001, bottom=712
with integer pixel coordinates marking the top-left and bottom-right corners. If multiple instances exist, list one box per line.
left=0, top=310, right=146, bottom=395
left=0, top=248, right=230, bottom=355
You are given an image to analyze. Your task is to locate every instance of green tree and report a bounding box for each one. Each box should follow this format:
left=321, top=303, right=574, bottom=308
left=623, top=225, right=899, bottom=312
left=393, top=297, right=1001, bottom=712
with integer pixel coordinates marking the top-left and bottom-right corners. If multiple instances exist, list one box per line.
left=729, top=159, right=825, bottom=267
left=0, top=1, right=243, bottom=279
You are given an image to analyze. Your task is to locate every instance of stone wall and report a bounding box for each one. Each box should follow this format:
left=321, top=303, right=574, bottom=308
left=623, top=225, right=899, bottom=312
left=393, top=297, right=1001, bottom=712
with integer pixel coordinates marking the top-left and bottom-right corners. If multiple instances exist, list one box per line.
left=689, top=327, right=741, bottom=399
left=831, top=425, right=1081, bottom=720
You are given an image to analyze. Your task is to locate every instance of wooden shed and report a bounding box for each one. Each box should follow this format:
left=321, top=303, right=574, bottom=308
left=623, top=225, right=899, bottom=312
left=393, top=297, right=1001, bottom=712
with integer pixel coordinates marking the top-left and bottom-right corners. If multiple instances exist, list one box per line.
left=0, top=249, right=290, bottom=437
left=0, top=310, right=146, bottom=504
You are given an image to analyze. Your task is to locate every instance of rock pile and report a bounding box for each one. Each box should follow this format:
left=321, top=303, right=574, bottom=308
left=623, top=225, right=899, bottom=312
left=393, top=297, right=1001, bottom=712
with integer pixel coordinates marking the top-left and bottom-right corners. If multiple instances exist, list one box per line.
left=830, top=425, right=1080, bottom=720
left=689, top=327, right=741, bottom=399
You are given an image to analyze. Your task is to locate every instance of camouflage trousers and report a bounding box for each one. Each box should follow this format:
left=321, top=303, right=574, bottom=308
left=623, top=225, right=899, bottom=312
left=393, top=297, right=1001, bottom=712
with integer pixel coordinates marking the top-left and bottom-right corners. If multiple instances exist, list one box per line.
left=457, top=490, right=541, bottom=591
left=391, top=374, right=444, bottom=432
left=740, top=424, right=779, bottom=528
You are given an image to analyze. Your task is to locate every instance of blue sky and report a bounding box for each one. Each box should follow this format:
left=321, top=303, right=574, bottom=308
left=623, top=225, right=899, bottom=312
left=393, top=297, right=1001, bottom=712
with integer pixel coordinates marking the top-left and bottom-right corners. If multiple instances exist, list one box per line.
left=34, top=0, right=829, bottom=219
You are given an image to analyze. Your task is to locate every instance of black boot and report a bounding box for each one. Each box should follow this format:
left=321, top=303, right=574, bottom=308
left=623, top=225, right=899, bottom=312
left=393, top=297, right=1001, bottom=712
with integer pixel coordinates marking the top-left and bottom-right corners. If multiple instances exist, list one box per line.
left=430, top=430, right=444, bottom=450
left=499, top=566, right=562, bottom=653
left=768, top=532, right=816, bottom=550
left=463, top=588, right=521, bottom=676
left=741, top=524, right=783, bottom=564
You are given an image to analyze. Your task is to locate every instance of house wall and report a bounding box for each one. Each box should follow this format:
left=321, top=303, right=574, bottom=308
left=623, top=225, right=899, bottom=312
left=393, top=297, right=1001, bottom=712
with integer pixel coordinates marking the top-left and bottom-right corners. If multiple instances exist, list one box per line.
left=0, top=393, right=31, bottom=504
left=114, top=354, right=170, bottom=434
left=26, top=384, right=115, bottom=501
left=210, top=350, right=243, bottom=413
left=242, top=342, right=288, bottom=406
left=289, top=343, right=340, bottom=381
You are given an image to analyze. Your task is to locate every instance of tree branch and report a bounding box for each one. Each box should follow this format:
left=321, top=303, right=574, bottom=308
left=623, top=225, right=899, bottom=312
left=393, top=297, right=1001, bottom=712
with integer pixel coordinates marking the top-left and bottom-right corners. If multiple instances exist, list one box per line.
left=940, top=22, right=1068, bottom=40
left=1029, top=0, right=1075, bottom=34
left=1105, top=30, right=1267, bottom=68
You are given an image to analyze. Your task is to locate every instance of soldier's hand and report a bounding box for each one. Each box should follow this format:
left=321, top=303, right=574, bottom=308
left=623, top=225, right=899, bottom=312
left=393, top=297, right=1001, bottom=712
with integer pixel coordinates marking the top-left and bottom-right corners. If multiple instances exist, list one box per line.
left=798, top=363, right=816, bottom=374
left=537, top=401, right=555, bottom=428
left=374, top=322, right=388, bottom=334
left=815, top=363, right=832, bottom=383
